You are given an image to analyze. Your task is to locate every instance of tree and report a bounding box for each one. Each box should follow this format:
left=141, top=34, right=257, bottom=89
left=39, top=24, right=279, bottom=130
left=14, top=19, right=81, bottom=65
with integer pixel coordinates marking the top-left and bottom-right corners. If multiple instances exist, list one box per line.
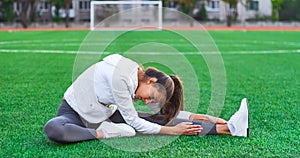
left=49, top=0, right=72, bottom=28
left=165, top=0, right=206, bottom=26
left=194, top=3, right=207, bottom=21
left=64, top=0, right=72, bottom=28
left=221, top=0, right=239, bottom=27
left=271, top=0, right=284, bottom=21
left=0, top=0, right=15, bottom=22
left=15, top=0, right=40, bottom=28
left=164, top=0, right=203, bottom=17
left=49, top=0, right=64, bottom=22
left=177, top=0, right=198, bottom=16
left=278, top=0, right=300, bottom=21
left=221, top=0, right=252, bottom=27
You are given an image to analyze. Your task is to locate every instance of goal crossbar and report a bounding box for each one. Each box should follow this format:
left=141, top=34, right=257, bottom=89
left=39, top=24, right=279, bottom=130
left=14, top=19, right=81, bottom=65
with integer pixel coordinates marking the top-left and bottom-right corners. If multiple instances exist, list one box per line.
left=90, top=0, right=163, bottom=30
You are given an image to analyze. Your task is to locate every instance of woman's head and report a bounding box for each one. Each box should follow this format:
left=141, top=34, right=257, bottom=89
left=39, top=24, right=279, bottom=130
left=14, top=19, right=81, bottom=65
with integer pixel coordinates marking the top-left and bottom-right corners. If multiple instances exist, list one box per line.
left=135, top=67, right=184, bottom=125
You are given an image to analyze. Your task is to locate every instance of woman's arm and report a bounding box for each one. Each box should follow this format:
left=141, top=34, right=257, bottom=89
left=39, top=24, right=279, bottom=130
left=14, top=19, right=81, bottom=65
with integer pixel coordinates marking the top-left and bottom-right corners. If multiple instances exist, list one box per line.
left=189, top=114, right=227, bottom=124
left=177, top=111, right=227, bottom=124
left=159, top=122, right=202, bottom=135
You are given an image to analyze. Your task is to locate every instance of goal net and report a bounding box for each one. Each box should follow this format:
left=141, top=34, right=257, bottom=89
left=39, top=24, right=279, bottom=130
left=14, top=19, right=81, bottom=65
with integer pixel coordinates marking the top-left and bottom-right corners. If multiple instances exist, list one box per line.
left=90, top=1, right=163, bottom=30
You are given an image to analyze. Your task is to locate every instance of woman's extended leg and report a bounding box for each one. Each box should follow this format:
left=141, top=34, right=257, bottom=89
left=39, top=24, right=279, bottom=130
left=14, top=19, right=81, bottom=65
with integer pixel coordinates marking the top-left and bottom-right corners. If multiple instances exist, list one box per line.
left=216, top=124, right=231, bottom=135
left=180, top=98, right=249, bottom=137
left=174, top=118, right=231, bottom=135
left=44, top=100, right=98, bottom=143
left=109, top=110, right=230, bottom=136
left=177, top=111, right=227, bottom=125
left=180, top=112, right=231, bottom=135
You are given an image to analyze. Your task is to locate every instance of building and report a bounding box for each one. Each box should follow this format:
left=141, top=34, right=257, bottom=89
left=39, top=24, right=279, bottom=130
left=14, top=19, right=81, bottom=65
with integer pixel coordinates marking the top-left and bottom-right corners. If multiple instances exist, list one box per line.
left=205, top=0, right=272, bottom=22
left=12, top=0, right=272, bottom=24
left=13, top=0, right=91, bottom=23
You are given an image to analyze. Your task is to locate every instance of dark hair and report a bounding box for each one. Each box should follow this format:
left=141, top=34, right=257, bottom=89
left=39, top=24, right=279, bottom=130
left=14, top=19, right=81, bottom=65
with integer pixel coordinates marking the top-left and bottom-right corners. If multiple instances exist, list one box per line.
left=144, top=67, right=184, bottom=125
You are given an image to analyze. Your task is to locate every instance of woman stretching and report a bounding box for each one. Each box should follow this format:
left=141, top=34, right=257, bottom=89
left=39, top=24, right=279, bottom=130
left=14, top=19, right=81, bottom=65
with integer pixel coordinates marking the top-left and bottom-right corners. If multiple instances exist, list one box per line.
left=44, top=54, right=201, bottom=143
left=44, top=55, right=248, bottom=143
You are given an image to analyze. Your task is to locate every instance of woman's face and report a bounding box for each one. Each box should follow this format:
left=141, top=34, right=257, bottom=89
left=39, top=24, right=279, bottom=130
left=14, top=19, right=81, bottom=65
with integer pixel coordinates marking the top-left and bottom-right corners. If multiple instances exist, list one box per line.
left=135, top=83, right=155, bottom=105
left=135, top=83, right=166, bottom=105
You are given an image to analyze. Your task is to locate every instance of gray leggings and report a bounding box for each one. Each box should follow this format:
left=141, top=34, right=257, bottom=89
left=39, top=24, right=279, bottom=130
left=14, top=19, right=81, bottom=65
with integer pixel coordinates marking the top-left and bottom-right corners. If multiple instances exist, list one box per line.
left=44, top=100, right=217, bottom=143
left=44, top=100, right=98, bottom=143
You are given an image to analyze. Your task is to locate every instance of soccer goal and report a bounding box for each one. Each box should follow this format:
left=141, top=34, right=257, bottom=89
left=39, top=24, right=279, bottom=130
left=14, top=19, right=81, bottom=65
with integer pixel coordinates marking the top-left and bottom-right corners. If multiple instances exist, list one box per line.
left=90, top=1, right=163, bottom=30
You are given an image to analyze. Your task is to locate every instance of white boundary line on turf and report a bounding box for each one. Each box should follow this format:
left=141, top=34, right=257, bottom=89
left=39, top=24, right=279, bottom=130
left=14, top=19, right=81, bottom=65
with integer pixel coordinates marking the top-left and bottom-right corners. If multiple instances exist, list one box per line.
left=0, top=39, right=82, bottom=45
left=0, top=49, right=78, bottom=54
left=0, top=49, right=300, bottom=55
left=1, top=39, right=299, bottom=44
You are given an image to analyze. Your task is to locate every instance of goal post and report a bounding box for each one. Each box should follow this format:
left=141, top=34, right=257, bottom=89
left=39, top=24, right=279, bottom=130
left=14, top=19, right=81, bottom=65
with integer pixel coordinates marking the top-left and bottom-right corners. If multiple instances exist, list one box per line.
left=90, top=0, right=163, bottom=30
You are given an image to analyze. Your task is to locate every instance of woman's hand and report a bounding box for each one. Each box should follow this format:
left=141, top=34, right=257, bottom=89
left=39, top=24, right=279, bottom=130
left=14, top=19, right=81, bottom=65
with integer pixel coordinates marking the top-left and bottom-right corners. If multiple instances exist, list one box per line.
left=160, top=122, right=202, bottom=135
left=175, top=122, right=203, bottom=135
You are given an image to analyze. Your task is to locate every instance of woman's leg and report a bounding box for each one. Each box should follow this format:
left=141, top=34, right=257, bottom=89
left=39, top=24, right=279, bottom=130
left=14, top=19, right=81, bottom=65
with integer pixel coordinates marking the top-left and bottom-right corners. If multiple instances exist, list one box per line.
left=44, top=100, right=98, bottom=143
left=216, top=124, right=231, bottom=135
left=109, top=111, right=231, bottom=135
left=172, top=119, right=231, bottom=135
left=44, top=115, right=98, bottom=143
left=172, top=118, right=216, bottom=135
left=176, top=111, right=231, bottom=135
left=174, top=118, right=231, bottom=135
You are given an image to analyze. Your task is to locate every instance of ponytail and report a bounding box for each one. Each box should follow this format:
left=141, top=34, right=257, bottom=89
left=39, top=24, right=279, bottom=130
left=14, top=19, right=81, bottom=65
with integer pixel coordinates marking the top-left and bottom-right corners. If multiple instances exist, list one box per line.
left=170, top=75, right=184, bottom=111
left=145, top=68, right=184, bottom=125
left=159, top=75, right=184, bottom=124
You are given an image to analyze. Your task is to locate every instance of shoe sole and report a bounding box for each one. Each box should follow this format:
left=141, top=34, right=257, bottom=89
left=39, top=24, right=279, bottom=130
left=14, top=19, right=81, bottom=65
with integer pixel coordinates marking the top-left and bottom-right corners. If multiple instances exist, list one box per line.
left=245, top=98, right=249, bottom=137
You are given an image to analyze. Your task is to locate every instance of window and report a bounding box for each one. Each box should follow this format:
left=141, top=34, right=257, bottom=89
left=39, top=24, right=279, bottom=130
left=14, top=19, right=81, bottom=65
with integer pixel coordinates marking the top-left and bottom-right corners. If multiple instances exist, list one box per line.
left=79, top=1, right=82, bottom=9
left=16, top=2, right=21, bottom=10
left=247, top=0, right=259, bottom=11
left=123, top=4, right=132, bottom=11
left=79, top=0, right=90, bottom=11
left=40, top=1, right=49, bottom=10
left=141, top=4, right=150, bottom=11
left=70, top=2, right=73, bottom=9
left=206, top=0, right=220, bottom=11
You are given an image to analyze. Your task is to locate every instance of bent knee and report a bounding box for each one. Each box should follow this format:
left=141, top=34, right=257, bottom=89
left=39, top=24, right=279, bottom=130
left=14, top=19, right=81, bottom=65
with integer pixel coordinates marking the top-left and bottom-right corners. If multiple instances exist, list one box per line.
left=44, top=119, right=64, bottom=142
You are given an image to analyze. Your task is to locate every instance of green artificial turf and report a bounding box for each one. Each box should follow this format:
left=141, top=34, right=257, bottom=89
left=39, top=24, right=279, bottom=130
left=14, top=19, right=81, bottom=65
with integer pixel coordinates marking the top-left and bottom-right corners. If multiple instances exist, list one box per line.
left=0, top=30, right=299, bottom=157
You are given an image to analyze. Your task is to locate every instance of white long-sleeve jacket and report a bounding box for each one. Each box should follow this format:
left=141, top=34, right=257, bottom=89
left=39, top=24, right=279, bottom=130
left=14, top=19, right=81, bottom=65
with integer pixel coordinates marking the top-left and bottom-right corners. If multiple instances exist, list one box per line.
left=64, top=54, right=161, bottom=134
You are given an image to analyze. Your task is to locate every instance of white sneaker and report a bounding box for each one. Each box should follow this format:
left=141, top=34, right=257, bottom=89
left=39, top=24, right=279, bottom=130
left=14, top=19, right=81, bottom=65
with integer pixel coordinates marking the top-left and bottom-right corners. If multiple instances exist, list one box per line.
left=97, top=121, right=136, bottom=138
left=228, top=98, right=249, bottom=137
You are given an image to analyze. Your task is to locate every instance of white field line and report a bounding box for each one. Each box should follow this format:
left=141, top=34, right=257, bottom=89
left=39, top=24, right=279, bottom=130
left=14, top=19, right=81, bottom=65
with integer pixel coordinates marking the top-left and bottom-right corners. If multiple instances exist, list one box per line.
left=0, top=41, right=199, bottom=47
left=0, top=39, right=82, bottom=45
left=0, top=49, right=78, bottom=54
left=0, top=49, right=300, bottom=55
left=1, top=38, right=299, bottom=46
left=216, top=40, right=300, bottom=47
left=1, top=39, right=299, bottom=47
